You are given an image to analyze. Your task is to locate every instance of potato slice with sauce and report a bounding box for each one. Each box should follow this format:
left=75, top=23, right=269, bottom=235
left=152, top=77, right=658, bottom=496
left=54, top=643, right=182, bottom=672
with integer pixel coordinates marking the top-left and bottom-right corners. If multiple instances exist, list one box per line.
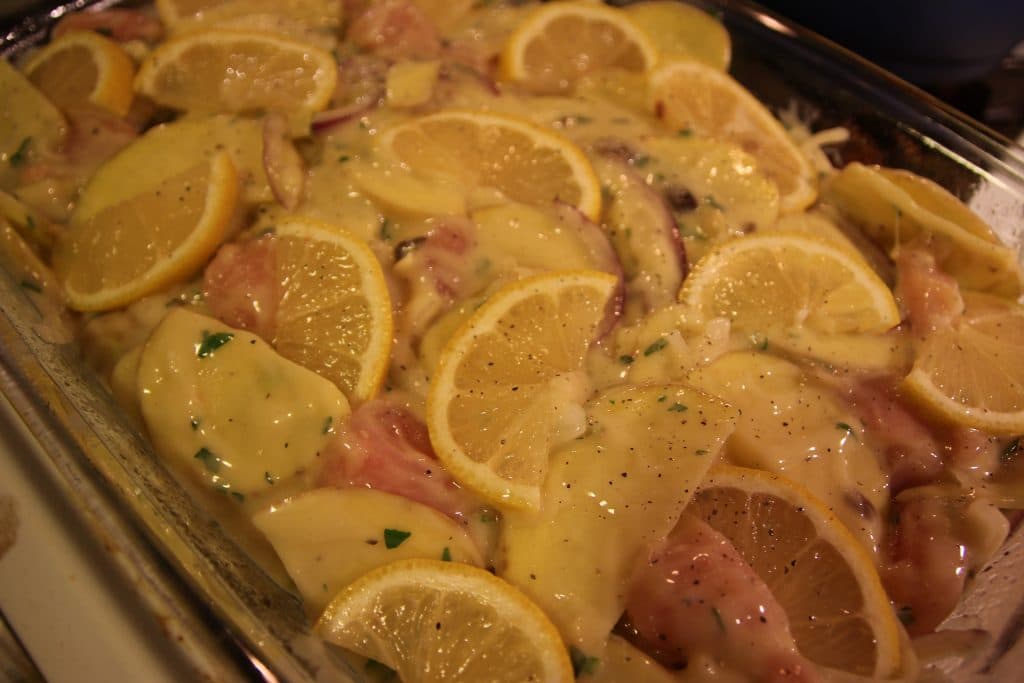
left=254, top=488, right=483, bottom=615
left=687, top=351, right=889, bottom=556
left=137, top=308, right=349, bottom=496
left=499, top=383, right=737, bottom=654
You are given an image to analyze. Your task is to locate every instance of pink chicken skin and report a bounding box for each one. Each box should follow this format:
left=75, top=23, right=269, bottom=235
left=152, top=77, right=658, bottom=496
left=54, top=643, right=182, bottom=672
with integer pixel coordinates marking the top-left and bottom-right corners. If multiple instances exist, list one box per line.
left=838, top=246, right=1001, bottom=634
left=204, top=235, right=280, bottom=341
left=625, top=513, right=819, bottom=683
left=882, top=496, right=970, bottom=635
left=316, top=398, right=480, bottom=521
left=345, top=0, right=442, bottom=61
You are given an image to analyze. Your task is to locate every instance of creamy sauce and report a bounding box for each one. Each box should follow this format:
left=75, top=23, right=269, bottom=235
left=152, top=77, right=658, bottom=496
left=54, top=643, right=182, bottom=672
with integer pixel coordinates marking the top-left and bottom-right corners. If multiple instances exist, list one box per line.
left=500, top=384, right=737, bottom=653
left=688, top=352, right=889, bottom=555
left=137, top=308, right=349, bottom=496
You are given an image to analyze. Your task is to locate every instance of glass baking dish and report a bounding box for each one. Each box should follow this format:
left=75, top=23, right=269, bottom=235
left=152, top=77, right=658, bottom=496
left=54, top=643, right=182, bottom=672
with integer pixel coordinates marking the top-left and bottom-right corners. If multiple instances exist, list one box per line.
left=1, top=1, right=1022, bottom=680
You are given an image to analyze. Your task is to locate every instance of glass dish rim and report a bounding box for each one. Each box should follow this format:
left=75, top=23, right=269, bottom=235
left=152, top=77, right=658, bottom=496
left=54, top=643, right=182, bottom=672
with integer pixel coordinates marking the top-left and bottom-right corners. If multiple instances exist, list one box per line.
left=1, top=1, right=1023, bottom=681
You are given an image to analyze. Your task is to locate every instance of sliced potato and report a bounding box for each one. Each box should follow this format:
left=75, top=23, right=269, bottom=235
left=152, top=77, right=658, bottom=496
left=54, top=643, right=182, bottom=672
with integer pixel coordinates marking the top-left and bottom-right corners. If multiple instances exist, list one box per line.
left=254, top=488, right=483, bottom=614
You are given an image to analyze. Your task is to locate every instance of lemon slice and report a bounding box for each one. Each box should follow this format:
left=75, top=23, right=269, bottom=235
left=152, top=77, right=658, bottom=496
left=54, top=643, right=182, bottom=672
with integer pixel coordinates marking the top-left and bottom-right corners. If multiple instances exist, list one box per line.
left=23, top=30, right=135, bottom=116
left=625, top=1, right=731, bottom=70
left=0, top=60, right=67, bottom=188
left=272, top=218, right=393, bottom=403
left=824, top=163, right=1022, bottom=297
left=317, top=559, right=574, bottom=683
left=499, top=1, right=658, bottom=93
left=134, top=30, right=337, bottom=118
left=678, top=232, right=900, bottom=334
left=254, top=488, right=483, bottom=615
left=649, top=59, right=816, bottom=212
left=383, top=109, right=602, bottom=220
left=426, top=270, right=619, bottom=510
left=56, top=151, right=239, bottom=311
left=74, top=115, right=273, bottom=217
left=877, top=167, right=999, bottom=243
left=688, top=465, right=903, bottom=678
left=903, top=292, right=1024, bottom=433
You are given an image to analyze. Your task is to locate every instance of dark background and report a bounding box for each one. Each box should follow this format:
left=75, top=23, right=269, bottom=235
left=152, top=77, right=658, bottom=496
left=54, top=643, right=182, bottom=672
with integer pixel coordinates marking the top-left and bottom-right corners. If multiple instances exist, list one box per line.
left=3, top=0, right=1023, bottom=140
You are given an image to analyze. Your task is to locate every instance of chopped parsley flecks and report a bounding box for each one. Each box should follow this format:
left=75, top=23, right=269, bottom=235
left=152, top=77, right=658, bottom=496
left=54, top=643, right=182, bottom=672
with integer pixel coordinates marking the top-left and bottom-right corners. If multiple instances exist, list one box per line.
left=1001, top=437, right=1020, bottom=463
left=197, top=330, right=234, bottom=358
left=214, top=483, right=244, bottom=503
left=632, top=155, right=651, bottom=168
left=194, top=447, right=220, bottom=473
left=19, top=279, right=41, bottom=293
left=695, top=448, right=709, bottom=456
left=677, top=127, right=693, bottom=137
left=618, top=354, right=635, bottom=365
left=338, top=154, right=351, bottom=163
left=711, top=606, right=727, bottom=631
left=896, top=605, right=915, bottom=626
left=705, top=195, right=726, bottom=211
left=441, top=546, right=452, bottom=562
left=265, top=471, right=276, bottom=485
left=364, top=659, right=396, bottom=679
left=657, top=395, right=667, bottom=403
left=322, top=416, right=334, bottom=435
left=383, top=528, right=412, bottom=549
left=9, top=137, right=31, bottom=166
left=643, top=338, right=668, bottom=356
left=569, top=646, right=600, bottom=677
left=836, top=422, right=855, bottom=435
left=479, top=510, right=496, bottom=524
left=668, top=402, right=688, bottom=413
left=190, top=417, right=201, bottom=431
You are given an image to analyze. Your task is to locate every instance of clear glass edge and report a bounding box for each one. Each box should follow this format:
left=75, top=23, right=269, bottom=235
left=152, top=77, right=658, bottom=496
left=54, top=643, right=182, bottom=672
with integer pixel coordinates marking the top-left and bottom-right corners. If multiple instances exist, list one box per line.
left=0, top=0, right=1022, bottom=680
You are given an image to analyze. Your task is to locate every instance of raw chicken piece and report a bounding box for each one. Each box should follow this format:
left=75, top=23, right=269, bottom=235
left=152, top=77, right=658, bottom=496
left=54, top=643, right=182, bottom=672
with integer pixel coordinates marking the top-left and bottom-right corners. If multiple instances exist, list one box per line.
left=625, top=514, right=819, bottom=683
left=346, top=0, right=441, bottom=61
left=317, top=398, right=479, bottom=520
left=52, top=9, right=163, bottom=42
left=203, top=236, right=279, bottom=341
left=882, top=496, right=969, bottom=636
left=894, top=247, right=964, bottom=334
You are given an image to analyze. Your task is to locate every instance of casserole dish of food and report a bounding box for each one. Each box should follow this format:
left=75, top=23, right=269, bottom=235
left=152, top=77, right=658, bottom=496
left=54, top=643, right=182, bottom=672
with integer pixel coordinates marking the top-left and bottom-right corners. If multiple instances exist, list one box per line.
left=1, top=1, right=1023, bottom=681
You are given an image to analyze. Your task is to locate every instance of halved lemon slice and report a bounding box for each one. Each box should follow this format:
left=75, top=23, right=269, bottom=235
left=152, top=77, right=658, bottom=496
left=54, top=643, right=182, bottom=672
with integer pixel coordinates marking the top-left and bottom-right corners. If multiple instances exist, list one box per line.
left=56, top=151, right=239, bottom=311
left=823, top=163, right=1022, bottom=297
left=903, top=292, right=1024, bottom=433
left=383, top=109, right=602, bottom=220
left=625, top=1, right=731, bottom=70
left=877, top=167, right=999, bottom=243
left=73, top=115, right=273, bottom=217
left=679, top=232, right=900, bottom=335
left=317, top=559, right=574, bottom=683
left=649, top=59, right=816, bottom=212
left=272, top=218, right=393, bottom=403
left=23, top=30, right=135, bottom=116
left=689, top=465, right=903, bottom=678
left=426, top=270, right=618, bottom=510
left=499, top=1, right=658, bottom=93
left=134, top=30, right=337, bottom=117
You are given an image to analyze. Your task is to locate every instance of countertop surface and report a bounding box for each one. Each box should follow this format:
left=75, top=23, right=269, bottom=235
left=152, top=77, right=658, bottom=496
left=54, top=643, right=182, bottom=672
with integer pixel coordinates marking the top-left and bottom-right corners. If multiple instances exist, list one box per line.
left=0, top=390, right=194, bottom=682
